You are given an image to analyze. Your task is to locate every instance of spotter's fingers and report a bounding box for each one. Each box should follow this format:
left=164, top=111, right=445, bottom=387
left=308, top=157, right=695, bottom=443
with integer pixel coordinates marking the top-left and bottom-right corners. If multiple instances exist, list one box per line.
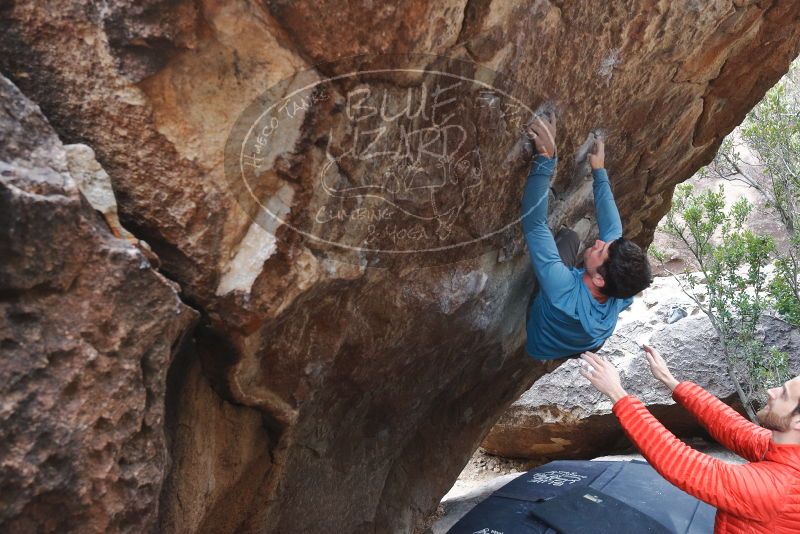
left=580, top=354, right=600, bottom=372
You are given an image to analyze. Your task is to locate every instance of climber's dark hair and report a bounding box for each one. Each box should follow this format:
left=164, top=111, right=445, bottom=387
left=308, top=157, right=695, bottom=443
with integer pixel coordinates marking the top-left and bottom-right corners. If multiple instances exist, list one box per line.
left=598, top=238, right=652, bottom=299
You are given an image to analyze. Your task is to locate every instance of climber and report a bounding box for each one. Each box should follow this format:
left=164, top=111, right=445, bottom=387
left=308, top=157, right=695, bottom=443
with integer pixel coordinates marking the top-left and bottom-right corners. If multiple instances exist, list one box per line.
left=580, top=345, right=800, bottom=533
left=521, top=112, right=651, bottom=360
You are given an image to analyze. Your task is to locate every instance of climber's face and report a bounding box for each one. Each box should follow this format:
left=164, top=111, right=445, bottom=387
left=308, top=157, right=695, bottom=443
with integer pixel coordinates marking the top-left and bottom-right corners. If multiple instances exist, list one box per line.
left=583, top=239, right=611, bottom=278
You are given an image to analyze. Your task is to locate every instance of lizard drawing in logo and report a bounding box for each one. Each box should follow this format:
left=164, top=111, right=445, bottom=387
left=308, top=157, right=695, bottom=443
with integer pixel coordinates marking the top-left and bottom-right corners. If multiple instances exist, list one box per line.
left=319, top=136, right=483, bottom=243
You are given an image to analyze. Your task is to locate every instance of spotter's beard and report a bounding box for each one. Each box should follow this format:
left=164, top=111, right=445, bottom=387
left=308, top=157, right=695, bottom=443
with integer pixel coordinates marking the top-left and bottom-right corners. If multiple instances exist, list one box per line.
left=757, top=406, right=793, bottom=432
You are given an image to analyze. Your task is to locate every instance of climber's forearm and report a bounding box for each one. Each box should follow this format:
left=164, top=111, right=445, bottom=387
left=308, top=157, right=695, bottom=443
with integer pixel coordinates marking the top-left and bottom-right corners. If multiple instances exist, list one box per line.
left=592, top=168, right=623, bottom=242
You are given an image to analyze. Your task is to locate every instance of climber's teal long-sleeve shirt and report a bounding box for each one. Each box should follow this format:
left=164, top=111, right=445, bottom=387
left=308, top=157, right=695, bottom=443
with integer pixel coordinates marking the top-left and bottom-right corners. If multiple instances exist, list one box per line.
left=521, top=155, right=632, bottom=360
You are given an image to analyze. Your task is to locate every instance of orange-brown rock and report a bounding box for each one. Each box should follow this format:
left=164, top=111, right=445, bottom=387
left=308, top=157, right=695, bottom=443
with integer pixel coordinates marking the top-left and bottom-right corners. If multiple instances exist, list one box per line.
left=0, top=74, right=197, bottom=533
left=1, top=1, right=800, bottom=533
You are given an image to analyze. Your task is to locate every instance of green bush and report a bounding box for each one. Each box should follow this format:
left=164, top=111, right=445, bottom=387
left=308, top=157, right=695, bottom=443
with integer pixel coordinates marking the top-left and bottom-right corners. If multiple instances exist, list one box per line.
left=703, top=61, right=800, bottom=329
left=658, top=184, right=787, bottom=420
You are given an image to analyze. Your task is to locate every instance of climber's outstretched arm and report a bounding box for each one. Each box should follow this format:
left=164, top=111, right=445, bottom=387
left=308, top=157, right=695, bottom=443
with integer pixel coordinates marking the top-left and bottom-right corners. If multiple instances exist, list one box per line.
left=521, top=113, right=574, bottom=299
left=587, top=139, right=623, bottom=242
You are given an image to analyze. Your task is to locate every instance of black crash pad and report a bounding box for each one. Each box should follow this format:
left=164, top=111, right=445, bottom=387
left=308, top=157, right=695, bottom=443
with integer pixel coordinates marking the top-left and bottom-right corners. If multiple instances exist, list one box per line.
left=447, top=460, right=715, bottom=534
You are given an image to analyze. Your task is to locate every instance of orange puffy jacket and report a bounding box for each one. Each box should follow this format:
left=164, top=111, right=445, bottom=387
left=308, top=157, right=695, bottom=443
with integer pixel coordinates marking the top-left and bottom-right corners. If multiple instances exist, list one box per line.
left=613, top=382, right=800, bottom=533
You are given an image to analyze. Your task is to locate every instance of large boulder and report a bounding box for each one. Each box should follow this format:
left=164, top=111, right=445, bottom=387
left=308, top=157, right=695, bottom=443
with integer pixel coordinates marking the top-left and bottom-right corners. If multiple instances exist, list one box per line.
left=0, top=75, right=197, bottom=532
left=2, top=1, right=800, bottom=532
left=483, top=275, right=800, bottom=460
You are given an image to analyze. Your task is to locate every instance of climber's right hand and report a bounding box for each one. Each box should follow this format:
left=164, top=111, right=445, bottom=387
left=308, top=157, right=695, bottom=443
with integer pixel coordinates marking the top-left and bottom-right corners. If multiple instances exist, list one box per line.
left=587, top=137, right=605, bottom=170
left=526, top=111, right=557, bottom=158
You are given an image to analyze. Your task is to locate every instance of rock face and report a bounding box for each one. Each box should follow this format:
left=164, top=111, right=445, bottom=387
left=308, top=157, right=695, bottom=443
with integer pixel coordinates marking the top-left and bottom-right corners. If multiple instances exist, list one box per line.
left=0, top=76, right=196, bottom=532
left=483, top=275, right=800, bottom=460
left=1, top=1, right=800, bottom=533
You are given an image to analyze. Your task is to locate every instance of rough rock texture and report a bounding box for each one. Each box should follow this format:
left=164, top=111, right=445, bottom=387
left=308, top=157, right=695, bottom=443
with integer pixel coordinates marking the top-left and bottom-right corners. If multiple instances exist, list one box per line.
left=1, top=1, right=800, bottom=533
left=483, top=275, right=800, bottom=460
left=0, top=76, right=196, bottom=532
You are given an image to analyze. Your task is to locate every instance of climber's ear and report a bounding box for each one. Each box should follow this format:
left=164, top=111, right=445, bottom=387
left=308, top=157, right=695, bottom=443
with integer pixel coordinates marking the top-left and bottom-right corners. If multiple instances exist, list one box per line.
left=592, top=271, right=606, bottom=288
